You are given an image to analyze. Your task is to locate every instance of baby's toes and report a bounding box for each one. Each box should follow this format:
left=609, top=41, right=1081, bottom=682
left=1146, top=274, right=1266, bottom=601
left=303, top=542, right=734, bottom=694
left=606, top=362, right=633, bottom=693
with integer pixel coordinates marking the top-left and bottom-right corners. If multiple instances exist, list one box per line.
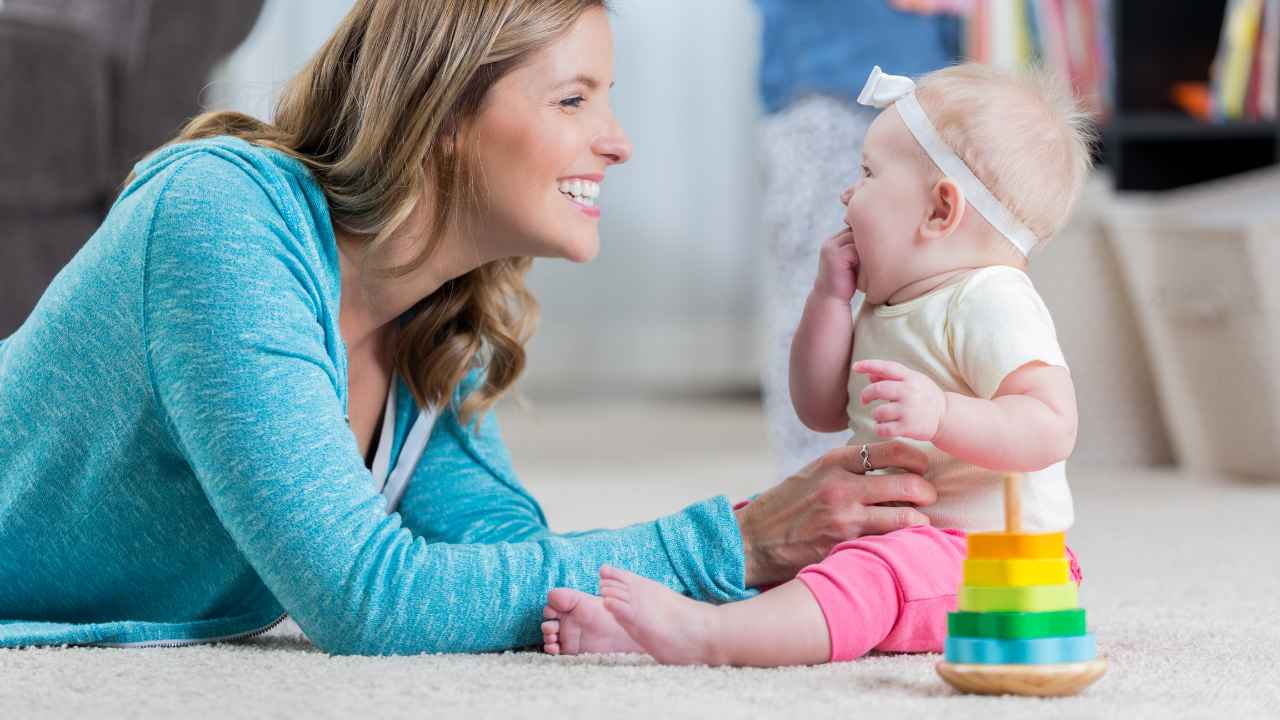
left=542, top=620, right=560, bottom=654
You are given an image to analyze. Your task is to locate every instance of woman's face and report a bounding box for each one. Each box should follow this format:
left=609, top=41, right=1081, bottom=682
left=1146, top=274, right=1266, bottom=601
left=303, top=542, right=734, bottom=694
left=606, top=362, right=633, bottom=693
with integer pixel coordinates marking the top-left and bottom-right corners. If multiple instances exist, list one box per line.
left=468, top=7, right=631, bottom=264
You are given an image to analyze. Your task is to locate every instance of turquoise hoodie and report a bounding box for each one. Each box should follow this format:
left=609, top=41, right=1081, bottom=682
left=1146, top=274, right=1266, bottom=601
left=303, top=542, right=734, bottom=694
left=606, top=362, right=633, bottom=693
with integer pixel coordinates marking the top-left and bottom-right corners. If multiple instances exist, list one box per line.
left=0, top=137, right=755, bottom=654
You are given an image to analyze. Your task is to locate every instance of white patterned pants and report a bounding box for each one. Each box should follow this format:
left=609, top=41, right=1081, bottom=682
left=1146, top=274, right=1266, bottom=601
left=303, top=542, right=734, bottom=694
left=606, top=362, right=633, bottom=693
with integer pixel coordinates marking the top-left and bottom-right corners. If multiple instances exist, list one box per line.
left=759, top=94, right=880, bottom=479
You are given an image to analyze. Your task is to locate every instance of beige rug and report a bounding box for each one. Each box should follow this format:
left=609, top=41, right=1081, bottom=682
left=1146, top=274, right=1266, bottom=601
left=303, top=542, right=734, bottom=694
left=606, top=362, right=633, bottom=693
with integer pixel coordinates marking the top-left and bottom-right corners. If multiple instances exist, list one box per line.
left=2, top=399, right=1277, bottom=719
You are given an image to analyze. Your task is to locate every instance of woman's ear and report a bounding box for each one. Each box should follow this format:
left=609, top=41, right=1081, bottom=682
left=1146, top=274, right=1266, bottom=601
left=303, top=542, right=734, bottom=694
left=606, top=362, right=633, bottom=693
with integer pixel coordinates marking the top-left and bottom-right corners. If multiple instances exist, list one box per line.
left=921, top=178, right=966, bottom=241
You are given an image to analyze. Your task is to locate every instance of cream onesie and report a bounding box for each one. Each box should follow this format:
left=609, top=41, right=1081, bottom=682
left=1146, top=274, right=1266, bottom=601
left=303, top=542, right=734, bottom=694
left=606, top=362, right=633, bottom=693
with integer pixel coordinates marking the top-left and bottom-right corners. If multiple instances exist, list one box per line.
left=845, top=265, right=1073, bottom=533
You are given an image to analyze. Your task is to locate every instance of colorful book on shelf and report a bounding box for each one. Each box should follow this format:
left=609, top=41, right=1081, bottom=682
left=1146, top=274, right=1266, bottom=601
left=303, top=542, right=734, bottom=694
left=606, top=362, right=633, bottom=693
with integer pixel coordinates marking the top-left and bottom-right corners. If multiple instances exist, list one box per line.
left=1212, top=0, right=1269, bottom=122
left=962, top=0, right=1113, bottom=117
left=1259, top=0, right=1279, bottom=119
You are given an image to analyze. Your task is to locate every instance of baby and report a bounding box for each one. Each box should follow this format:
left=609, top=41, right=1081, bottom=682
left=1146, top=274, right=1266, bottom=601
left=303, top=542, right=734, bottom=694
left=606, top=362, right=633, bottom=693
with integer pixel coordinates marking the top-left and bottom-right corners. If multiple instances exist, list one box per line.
left=541, top=62, right=1096, bottom=666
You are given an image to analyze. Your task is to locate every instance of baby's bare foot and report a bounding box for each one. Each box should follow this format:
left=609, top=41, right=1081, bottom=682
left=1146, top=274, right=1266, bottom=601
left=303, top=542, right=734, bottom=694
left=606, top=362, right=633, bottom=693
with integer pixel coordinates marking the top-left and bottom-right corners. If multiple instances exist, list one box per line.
left=598, top=565, right=724, bottom=666
left=541, top=587, right=645, bottom=655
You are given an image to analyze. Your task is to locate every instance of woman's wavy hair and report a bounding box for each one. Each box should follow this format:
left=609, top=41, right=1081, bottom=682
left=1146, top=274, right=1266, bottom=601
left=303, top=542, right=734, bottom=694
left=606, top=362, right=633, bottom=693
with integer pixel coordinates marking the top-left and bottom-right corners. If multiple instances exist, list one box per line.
left=141, top=0, right=608, bottom=427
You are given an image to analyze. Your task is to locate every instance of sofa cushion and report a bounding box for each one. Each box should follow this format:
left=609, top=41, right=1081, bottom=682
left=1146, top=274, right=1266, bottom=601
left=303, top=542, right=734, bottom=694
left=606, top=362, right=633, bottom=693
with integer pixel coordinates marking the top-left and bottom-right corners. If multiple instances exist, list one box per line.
left=0, top=17, right=109, bottom=212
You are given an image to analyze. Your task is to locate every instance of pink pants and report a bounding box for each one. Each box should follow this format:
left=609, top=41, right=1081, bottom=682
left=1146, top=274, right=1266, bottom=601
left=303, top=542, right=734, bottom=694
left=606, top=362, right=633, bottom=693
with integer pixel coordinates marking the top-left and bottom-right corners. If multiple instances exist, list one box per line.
left=793, top=525, right=1083, bottom=662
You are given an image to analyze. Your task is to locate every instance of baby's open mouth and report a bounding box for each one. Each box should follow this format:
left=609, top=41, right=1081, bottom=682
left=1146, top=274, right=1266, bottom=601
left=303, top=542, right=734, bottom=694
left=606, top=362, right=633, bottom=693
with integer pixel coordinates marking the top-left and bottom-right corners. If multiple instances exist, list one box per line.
left=558, top=179, right=599, bottom=206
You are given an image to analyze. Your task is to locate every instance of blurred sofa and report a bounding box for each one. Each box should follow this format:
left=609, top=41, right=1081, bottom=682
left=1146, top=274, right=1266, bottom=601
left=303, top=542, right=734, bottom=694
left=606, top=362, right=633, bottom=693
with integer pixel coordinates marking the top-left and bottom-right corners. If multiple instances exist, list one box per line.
left=0, top=0, right=265, bottom=337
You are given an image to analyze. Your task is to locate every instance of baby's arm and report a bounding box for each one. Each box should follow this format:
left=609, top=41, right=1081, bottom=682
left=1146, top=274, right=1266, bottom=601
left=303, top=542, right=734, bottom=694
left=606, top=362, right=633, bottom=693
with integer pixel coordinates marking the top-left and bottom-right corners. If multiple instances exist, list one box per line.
left=790, top=228, right=860, bottom=433
left=854, top=359, right=1077, bottom=472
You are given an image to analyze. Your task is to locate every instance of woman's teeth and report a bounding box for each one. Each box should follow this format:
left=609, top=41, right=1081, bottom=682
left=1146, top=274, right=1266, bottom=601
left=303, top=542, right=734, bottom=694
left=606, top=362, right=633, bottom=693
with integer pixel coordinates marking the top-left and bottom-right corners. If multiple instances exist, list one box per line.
left=558, top=179, right=599, bottom=206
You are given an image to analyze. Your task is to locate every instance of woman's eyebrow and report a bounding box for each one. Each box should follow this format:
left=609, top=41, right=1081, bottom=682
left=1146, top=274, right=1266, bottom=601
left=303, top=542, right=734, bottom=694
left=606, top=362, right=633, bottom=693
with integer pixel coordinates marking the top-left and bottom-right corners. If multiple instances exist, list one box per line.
left=553, top=74, right=610, bottom=91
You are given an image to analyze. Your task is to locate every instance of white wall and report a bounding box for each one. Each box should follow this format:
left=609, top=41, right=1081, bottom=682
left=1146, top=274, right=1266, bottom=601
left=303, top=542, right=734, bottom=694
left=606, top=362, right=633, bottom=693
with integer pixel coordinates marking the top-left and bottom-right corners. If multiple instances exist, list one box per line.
left=208, top=0, right=766, bottom=397
left=206, top=0, right=358, bottom=119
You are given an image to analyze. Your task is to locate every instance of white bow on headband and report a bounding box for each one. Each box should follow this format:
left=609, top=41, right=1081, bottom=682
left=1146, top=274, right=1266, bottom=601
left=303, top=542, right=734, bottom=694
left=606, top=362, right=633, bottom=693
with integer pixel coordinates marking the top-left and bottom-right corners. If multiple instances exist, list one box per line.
left=857, top=66, right=1038, bottom=257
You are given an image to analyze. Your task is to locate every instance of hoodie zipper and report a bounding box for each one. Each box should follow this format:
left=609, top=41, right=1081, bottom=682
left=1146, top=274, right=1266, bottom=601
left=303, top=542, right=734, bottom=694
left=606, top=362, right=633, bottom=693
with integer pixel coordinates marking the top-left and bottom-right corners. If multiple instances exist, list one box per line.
left=93, top=613, right=288, bottom=648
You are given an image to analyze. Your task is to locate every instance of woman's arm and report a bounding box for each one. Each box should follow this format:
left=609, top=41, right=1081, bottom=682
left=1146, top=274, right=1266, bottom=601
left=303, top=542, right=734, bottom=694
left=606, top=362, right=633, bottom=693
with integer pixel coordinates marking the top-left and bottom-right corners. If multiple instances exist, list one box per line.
left=789, top=227, right=860, bottom=432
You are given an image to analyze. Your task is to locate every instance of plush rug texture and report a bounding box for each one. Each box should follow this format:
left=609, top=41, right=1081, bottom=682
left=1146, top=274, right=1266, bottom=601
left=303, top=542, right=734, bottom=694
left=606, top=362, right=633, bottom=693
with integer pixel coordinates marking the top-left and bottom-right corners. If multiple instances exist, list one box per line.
left=2, top=399, right=1277, bottom=719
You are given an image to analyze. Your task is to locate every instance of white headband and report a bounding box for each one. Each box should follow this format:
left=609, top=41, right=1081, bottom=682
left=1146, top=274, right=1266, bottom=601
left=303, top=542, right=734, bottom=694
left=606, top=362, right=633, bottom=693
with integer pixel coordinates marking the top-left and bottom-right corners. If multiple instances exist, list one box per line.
left=857, top=66, right=1037, bottom=257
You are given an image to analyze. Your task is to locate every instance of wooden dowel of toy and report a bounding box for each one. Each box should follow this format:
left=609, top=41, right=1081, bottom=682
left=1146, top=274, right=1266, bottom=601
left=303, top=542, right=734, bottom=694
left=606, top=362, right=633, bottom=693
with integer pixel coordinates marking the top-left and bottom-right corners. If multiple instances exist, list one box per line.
left=1003, top=473, right=1022, bottom=534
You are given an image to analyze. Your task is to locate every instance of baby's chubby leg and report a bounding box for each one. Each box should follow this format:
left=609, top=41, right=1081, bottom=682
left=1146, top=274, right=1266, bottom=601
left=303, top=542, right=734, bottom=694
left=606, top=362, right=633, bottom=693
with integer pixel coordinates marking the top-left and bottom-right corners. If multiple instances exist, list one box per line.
left=598, top=525, right=967, bottom=666
left=598, top=566, right=831, bottom=667
left=544, top=526, right=964, bottom=664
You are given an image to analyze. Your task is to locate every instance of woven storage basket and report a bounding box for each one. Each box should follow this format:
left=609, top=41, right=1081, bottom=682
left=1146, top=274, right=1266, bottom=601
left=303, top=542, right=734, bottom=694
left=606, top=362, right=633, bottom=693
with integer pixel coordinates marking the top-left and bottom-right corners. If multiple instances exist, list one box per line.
left=1105, top=167, right=1280, bottom=479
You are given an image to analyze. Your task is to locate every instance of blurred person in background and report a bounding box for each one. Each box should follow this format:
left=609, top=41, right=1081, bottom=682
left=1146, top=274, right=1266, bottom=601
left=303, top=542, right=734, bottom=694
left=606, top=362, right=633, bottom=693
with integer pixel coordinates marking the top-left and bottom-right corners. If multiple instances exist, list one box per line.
left=756, top=0, right=969, bottom=478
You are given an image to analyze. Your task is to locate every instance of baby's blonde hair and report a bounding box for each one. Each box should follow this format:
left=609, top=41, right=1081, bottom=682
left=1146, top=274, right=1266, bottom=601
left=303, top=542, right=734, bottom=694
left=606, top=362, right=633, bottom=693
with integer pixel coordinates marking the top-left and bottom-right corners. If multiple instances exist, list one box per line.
left=913, top=62, right=1097, bottom=251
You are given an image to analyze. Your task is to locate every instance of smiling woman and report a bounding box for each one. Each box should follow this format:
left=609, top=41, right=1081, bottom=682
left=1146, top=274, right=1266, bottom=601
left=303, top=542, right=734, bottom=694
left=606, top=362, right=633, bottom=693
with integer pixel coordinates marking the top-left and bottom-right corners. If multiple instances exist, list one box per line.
left=0, top=0, right=938, bottom=655
left=153, top=0, right=631, bottom=447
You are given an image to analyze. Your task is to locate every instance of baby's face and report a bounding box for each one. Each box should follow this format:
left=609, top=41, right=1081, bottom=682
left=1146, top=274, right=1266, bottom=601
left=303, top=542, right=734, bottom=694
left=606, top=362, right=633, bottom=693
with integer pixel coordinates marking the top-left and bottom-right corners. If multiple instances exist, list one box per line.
left=840, top=106, right=937, bottom=305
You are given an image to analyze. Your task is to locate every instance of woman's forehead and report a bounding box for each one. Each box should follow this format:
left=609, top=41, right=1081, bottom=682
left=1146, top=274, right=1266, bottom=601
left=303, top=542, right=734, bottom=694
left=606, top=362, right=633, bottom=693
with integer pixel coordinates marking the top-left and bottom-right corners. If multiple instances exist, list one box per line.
left=521, top=8, right=614, bottom=87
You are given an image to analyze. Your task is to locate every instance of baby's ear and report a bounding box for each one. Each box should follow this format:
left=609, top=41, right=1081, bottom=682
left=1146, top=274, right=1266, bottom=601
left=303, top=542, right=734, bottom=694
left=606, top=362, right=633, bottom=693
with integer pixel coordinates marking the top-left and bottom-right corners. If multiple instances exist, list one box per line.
left=921, top=178, right=966, bottom=241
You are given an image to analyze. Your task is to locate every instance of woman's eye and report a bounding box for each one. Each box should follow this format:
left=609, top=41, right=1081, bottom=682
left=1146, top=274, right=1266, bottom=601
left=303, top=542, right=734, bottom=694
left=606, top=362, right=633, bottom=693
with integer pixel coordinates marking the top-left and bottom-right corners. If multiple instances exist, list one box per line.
left=559, top=95, right=585, bottom=109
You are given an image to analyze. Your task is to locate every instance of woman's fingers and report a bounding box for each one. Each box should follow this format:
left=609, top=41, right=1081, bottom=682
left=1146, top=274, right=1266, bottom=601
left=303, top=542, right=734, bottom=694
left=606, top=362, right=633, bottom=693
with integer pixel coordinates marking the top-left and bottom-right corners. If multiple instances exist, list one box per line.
left=862, top=440, right=929, bottom=476
left=859, top=503, right=933, bottom=535
left=851, top=471, right=937, bottom=507
left=818, top=440, right=926, bottom=475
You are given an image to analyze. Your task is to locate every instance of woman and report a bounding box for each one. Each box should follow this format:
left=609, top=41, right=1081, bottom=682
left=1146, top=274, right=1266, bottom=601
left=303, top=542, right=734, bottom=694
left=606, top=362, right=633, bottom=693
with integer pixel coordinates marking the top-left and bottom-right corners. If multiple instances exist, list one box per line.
left=0, top=0, right=935, bottom=655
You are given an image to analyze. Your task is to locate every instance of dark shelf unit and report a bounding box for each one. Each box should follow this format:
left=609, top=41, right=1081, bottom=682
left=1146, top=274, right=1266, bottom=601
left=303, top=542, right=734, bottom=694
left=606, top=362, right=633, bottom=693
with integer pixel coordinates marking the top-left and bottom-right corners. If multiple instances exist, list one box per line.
left=1105, top=0, right=1280, bottom=191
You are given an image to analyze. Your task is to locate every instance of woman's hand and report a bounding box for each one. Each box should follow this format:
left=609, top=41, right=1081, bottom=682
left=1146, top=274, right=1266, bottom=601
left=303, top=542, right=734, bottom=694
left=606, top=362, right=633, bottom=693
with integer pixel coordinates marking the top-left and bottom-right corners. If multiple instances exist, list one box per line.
left=734, top=441, right=935, bottom=587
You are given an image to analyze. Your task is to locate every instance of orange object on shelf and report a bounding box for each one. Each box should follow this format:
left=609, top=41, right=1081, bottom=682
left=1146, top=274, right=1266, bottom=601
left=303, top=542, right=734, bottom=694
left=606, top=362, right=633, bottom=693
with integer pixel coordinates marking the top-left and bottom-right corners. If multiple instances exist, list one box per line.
left=1171, top=81, right=1214, bottom=122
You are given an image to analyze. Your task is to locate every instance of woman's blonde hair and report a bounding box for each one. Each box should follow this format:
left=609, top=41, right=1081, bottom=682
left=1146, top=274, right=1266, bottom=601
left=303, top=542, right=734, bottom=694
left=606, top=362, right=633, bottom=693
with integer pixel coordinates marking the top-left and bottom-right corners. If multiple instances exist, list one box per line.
left=142, top=0, right=608, bottom=427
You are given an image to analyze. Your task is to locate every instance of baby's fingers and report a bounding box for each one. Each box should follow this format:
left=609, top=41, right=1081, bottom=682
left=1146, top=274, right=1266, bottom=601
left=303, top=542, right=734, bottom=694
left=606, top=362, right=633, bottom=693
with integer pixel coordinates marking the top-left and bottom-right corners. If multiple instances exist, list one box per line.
left=873, top=421, right=907, bottom=438
left=861, top=381, right=904, bottom=405
left=852, top=359, right=910, bottom=381
left=871, top=403, right=904, bottom=423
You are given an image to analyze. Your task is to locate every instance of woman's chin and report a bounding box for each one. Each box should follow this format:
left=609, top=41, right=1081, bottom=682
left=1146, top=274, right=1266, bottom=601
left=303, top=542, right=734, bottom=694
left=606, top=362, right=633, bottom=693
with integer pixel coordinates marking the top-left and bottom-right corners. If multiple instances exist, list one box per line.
left=541, top=236, right=599, bottom=264
left=564, top=242, right=600, bottom=264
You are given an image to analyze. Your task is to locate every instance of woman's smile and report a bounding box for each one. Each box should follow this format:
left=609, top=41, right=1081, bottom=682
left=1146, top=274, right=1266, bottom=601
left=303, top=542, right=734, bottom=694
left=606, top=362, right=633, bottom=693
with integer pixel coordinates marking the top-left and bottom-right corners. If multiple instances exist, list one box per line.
left=557, top=174, right=603, bottom=217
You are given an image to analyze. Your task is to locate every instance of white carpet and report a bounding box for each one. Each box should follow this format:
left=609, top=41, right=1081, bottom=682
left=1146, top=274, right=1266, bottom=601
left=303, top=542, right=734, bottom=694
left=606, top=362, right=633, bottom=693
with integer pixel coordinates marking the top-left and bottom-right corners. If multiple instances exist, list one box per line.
left=3, top=398, right=1278, bottom=719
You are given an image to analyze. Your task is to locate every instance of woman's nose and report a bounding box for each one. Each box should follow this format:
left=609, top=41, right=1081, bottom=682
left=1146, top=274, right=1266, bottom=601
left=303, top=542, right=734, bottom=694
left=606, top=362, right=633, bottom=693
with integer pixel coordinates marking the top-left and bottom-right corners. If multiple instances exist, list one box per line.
left=594, top=114, right=633, bottom=165
left=840, top=185, right=855, bottom=206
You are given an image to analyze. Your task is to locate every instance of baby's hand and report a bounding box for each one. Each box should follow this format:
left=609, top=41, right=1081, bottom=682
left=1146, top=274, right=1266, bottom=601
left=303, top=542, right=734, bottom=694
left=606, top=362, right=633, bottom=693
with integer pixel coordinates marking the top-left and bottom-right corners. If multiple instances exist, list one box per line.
left=853, top=359, right=945, bottom=441
left=814, top=227, right=859, bottom=303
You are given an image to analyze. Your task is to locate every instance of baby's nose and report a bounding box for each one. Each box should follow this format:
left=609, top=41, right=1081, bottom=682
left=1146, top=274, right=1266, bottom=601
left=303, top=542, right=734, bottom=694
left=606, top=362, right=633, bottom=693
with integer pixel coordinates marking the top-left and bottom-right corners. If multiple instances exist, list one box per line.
left=840, top=185, right=855, bottom=206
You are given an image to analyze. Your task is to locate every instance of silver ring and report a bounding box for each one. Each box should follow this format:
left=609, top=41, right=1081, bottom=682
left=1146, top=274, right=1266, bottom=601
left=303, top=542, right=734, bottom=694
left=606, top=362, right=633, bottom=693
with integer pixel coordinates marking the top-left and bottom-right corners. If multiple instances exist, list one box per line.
left=860, top=445, right=873, bottom=471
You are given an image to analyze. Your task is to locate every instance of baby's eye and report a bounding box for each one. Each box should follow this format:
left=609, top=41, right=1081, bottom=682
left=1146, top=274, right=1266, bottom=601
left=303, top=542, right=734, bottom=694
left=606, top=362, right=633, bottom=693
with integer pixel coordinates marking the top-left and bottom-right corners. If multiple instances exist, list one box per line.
left=862, top=165, right=872, bottom=179
left=559, top=95, right=585, bottom=109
